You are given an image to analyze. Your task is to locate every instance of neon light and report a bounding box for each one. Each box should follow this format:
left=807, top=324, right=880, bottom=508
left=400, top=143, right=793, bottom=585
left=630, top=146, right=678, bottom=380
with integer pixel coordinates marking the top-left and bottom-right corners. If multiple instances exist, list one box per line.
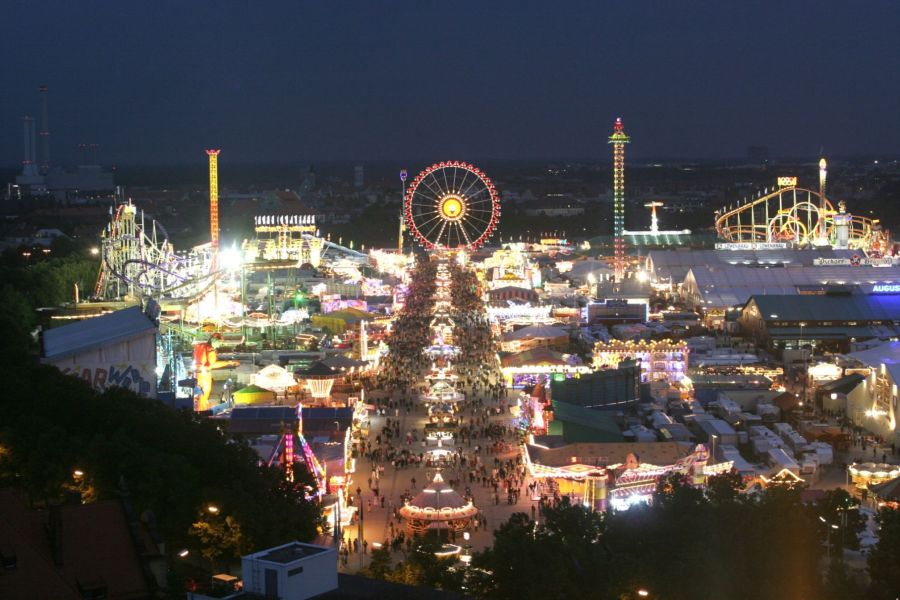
left=284, top=431, right=295, bottom=482
left=777, top=176, right=798, bottom=187
left=872, top=284, right=900, bottom=293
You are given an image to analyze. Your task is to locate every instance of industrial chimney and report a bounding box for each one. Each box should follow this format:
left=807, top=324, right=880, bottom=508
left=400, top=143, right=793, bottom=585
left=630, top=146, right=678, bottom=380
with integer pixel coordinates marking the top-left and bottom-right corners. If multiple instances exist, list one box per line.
left=38, top=85, right=50, bottom=174
left=21, top=116, right=38, bottom=177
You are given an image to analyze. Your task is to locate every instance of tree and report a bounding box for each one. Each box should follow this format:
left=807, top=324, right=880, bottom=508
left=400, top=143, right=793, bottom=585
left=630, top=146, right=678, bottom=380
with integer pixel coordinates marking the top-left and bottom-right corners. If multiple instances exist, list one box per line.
left=471, top=500, right=610, bottom=600
left=705, top=469, right=744, bottom=505
left=190, top=515, right=247, bottom=573
left=867, top=507, right=900, bottom=599
left=361, top=546, right=392, bottom=580
left=813, top=488, right=865, bottom=551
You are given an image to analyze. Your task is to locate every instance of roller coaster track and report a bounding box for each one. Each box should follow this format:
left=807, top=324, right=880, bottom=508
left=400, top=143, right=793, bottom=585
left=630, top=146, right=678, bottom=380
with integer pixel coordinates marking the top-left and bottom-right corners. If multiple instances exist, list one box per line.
left=714, top=186, right=882, bottom=250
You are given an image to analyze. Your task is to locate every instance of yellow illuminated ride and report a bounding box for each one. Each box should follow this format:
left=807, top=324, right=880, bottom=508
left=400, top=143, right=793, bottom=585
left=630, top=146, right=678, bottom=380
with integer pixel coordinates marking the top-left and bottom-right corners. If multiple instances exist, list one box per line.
left=715, top=183, right=888, bottom=254
left=193, top=333, right=239, bottom=411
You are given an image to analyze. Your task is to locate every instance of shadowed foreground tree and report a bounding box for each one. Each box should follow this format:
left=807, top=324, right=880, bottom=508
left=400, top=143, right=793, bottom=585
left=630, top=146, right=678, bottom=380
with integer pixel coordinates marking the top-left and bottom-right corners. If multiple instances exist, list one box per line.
left=867, top=507, right=900, bottom=599
left=0, top=359, right=323, bottom=594
left=469, top=499, right=610, bottom=600
left=464, top=473, right=868, bottom=600
left=190, top=514, right=248, bottom=573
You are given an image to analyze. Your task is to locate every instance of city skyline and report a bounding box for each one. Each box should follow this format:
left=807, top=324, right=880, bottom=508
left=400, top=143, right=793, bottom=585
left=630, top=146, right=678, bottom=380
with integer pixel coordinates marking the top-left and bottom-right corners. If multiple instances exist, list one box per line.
left=3, top=1, right=900, bottom=166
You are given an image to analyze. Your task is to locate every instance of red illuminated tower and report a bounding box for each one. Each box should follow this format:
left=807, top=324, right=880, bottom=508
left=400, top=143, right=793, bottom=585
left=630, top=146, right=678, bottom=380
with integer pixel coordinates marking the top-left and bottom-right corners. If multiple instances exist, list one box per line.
left=608, top=118, right=630, bottom=281
left=206, top=149, right=221, bottom=270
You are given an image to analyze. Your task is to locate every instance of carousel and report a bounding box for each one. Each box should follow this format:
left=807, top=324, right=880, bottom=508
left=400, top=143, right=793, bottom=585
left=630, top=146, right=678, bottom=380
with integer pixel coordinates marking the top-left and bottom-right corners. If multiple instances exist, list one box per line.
left=400, top=472, right=479, bottom=535
left=423, top=380, right=465, bottom=403
left=294, top=361, right=340, bottom=402
left=425, top=438, right=456, bottom=465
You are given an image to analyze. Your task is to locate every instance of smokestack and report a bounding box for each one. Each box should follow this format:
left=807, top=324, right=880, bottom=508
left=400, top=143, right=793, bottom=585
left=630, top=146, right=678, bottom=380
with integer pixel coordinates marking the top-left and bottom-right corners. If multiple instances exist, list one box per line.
left=39, top=85, right=50, bottom=174
left=22, top=117, right=31, bottom=170
left=21, top=116, right=37, bottom=177
left=31, top=118, right=37, bottom=169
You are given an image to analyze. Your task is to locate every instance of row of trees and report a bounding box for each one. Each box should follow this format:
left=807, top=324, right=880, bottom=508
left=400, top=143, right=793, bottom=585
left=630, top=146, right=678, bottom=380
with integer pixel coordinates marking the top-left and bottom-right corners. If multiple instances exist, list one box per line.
left=0, top=249, right=324, bottom=593
left=361, top=472, right=900, bottom=599
left=473, top=474, right=899, bottom=600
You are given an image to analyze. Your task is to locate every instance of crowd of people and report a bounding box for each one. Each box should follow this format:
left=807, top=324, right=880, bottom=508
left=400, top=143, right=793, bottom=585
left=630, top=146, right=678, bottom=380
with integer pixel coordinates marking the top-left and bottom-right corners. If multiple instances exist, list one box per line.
left=448, top=262, right=503, bottom=397
left=376, top=257, right=437, bottom=394
left=339, top=255, right=532, bottom=568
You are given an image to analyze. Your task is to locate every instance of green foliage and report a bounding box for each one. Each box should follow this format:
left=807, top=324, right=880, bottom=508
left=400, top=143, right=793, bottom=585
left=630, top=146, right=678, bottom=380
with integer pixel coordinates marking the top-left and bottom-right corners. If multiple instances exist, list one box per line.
left=361, top=536, right=464, bottom=592
left=0, top=361, right=322, bottom=558
left=867, top=507, right=900, bottom=599
left=812, top=488, right=865, bottom=551
left=471, top=482, right=862, bottom=600
left=360, top=546, right=392, bottom=580
left=190, top=515, right=247, bottom=572
left=0, top=253, right=322, bottom=565
left=471, top=500, right=609, bottom=600
left=0, top=253, right=98, bottom=360
left=705, top=469, right=744, bottom=506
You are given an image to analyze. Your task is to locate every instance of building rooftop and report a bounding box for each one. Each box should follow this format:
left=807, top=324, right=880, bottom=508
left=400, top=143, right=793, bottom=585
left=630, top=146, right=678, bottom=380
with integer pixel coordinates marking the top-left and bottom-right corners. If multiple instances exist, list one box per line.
left=687, top=265, right=900, bottom=309
left=502, top=325, right=567, bottom=341
left=500, top=347, right=570, bottom=368
left=527, top=440, right=692, bottom=468
left=746, top=293, right=900, bottom=323
left=0, top=490, right=150, bottom=600
left=42, top=305, right=156, bottom=361
left=647, top=247, right=864, bottom=282
left=257, top=542, right=329, bottom=564
left=845, top=340, right=900, bottom=367
left=549, top=400, right=624, bottom=441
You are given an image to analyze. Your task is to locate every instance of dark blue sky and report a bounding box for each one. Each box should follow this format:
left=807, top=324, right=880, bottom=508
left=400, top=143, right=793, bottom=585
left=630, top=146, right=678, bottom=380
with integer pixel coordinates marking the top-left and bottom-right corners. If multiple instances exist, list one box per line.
left=4, top=1, right=900, bottom=165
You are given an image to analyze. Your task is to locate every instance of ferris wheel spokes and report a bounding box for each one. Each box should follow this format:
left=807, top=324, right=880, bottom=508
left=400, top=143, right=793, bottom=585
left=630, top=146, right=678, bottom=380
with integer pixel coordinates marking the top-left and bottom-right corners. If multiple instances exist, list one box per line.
left=404, top=161, right=500, bottom=251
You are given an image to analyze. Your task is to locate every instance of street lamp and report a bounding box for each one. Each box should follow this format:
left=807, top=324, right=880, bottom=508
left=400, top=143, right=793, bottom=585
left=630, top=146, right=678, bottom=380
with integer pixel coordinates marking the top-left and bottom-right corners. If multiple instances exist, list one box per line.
left=178, top=549, right=190, bottom=558
left=207, top=505, right=220, bottom=515
left=638, top=590, right=649, bottom=598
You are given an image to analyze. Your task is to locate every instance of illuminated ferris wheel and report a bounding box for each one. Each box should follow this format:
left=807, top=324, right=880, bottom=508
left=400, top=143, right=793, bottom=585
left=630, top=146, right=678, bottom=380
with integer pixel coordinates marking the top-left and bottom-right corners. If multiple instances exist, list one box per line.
left=404, top=161, right=500, bottom=251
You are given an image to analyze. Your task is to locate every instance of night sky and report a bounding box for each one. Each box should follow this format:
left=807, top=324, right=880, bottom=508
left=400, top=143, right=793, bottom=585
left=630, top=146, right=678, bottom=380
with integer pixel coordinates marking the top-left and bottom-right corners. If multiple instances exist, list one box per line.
left=4, top=1, right=900, bottom=165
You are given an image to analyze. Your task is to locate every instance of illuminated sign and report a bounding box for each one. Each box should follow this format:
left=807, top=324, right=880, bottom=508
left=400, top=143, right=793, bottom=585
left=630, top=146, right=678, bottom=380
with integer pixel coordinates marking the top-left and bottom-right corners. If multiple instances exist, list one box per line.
left=715, top=242, right=790, bottom=251
left=777, top=176, right=798, bottom=187
left=872, top=284, right=900, bottom=294
left=813, top=257, right=895, bottom=267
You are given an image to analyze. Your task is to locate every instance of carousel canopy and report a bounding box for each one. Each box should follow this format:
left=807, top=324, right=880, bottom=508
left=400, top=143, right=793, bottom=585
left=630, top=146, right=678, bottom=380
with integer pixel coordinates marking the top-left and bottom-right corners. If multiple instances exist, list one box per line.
left=400, top=473, right=479, bottom=528
left=321, top=355, right=367, bottom=370
left=253, top=364, right=298, bottom=391
left=870, top=476, right=900, bottom=501
left=294, top=361, right=340, bottom=379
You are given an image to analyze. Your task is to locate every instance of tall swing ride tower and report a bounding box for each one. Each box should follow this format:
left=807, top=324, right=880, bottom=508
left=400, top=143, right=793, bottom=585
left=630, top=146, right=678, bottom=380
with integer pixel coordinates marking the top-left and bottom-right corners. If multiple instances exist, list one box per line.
left=206, top=149, right=221, bottom=271
left=608, top=117, right=630, bottom=281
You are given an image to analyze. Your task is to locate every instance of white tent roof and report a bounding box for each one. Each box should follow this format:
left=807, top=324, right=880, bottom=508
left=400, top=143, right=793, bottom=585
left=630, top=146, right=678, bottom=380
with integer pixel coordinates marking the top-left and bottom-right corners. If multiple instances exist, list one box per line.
left=502, top=325, right=567, bottom=341
left=252, top=364, right=298, bottom=391
left=845, top=341, right=900, bottom=368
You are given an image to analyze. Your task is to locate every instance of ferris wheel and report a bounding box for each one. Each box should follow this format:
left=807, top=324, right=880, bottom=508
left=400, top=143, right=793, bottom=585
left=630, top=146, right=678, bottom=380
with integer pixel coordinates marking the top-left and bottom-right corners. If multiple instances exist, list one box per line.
left=404, top=161, right=500, bottom=251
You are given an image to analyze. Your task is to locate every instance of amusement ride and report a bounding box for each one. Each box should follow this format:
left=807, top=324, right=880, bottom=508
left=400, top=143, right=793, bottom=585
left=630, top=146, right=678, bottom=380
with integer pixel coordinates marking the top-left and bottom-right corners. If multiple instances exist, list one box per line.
left=714, top=160, right=890, bottom=255
left=404, top=161, right=500, bottom=251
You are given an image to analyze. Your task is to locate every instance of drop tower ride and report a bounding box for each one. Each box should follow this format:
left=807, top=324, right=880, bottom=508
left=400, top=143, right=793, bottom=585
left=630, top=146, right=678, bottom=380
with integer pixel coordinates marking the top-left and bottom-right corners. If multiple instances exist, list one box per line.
left=608, top=117, right=630, bottom=281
